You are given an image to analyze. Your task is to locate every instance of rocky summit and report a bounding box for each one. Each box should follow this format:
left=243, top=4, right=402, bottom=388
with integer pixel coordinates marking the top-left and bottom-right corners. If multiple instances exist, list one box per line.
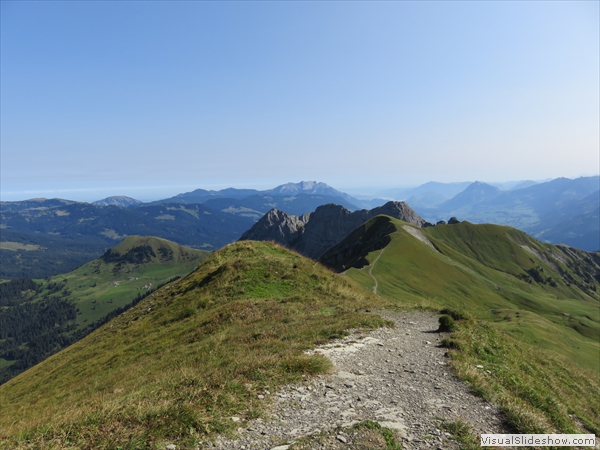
left=239, top=201, right=425, bottom=259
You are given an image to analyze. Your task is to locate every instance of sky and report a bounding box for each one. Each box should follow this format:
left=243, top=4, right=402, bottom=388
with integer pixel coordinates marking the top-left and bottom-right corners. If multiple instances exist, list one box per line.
left=1, top=1, right=599, bottom=202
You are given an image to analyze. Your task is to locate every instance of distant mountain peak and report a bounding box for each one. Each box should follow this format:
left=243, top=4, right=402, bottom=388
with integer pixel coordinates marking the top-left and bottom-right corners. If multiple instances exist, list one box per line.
left=267, top=181, right=336, bottom=195
left=92, top=196, right=143, bottom=208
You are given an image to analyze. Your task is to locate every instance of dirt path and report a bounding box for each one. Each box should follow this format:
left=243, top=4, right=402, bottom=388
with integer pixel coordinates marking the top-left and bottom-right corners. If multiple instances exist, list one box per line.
left=369, top=248, right=385, bottom=295
left=208, top=311, right=510, bottom=450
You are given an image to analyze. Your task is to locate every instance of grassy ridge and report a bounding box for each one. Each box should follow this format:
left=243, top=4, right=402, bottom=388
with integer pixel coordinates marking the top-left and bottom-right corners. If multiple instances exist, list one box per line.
left=0, top=241, right=388, bottom=449
left=341, top=218, right=600, bottom=435
left=344, top=219, right=599, bottom=372
left=446, top=317, right=600, bottom=436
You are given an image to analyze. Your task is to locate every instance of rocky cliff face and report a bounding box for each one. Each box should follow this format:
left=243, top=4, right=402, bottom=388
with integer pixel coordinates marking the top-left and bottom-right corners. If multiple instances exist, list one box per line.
left=239, top=201, right=425, bottom=259
left=238, top=209, right=309, bottom=247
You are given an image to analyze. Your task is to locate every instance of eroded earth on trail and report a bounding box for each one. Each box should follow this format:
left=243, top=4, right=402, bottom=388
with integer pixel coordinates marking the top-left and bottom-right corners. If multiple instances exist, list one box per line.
left=208, top=311, right=510, bottom=450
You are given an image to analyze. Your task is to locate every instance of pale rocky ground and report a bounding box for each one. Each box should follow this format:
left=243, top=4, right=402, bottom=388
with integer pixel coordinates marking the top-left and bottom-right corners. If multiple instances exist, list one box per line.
left=202, top=311, right=513, bottom=450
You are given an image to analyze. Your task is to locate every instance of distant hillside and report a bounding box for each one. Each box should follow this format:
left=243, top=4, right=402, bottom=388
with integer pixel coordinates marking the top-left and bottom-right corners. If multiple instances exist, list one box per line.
left=203, top=193, right=359, bottom=218
left=149, top=181, right=363, bottom=213
left=240, top=201, right=425, bottom=259
left=384, top=181, right=473, bottom=208
left=438, top=181, right=501, bottom=210
left=0, top=200, right=253, bottom=278
left=529, top=190, right=600, bottom=251
left=0, top=236, right=210, bottom=384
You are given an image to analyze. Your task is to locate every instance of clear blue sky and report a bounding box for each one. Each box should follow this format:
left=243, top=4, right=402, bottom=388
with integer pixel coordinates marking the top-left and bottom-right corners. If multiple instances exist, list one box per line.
left=1, top=1, right=598, bottom=201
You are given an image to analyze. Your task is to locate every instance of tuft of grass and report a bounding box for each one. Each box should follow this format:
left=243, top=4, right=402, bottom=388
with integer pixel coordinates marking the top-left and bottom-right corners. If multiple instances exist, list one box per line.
left=354, top=420, right=403, bottom=450
left=437, top=315, right=457, bottom=332
left=440, top=419, right=480, bottom=450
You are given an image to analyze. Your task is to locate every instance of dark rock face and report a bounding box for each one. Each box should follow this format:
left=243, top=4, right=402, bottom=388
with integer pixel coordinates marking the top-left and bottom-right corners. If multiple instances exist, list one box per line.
left=448, top=217, right=461, bottom=224
left=240, top=201, right=425, bottom=259
left=238, top=209, right=309, bottom=246
left=319, top=216, right=397, bottom=272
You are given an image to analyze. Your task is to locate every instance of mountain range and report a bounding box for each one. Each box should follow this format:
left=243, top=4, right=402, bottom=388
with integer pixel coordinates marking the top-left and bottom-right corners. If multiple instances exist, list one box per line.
left=1, top=177, right=598, bottom=280
left=411, top=176, right=599, bottom=251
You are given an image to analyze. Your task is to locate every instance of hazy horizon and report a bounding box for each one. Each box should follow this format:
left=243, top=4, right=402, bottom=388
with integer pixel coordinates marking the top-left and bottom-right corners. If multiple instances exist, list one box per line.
left=2, top=2, right=598, bottom=203
left=2, top=174, right=599, bottom=204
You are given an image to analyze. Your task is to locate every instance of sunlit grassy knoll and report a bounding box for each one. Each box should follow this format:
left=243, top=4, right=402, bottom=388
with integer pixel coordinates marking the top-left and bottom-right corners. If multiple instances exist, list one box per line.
left=39, top=235, right=211, bottom=328
left=0, top=241, right=389, bottom=449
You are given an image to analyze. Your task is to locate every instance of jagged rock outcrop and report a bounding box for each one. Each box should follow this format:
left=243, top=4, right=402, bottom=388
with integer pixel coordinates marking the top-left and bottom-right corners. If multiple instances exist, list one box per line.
left=238, top=209, right=309, bottom=247
left=240, top=201, right=425, bottom=259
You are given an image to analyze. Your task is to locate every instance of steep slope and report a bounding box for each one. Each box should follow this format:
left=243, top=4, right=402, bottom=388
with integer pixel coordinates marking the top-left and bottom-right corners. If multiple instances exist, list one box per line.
left=240, top=201, right=425, bottom=259
left=323, top=217, right=599, bottom=372
left=0, top=241, right=387, bottom=449
left=0, top=236, right=210, bottom=384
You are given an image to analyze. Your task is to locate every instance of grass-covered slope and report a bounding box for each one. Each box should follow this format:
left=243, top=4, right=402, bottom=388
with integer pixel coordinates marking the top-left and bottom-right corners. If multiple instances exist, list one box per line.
left=0, top=241, right=387, bottom=449
left=329, top=216, right=599, bottom=435
left=0, top=236, right=210, bottom=384
left=328, top=217, right=599, bottom=372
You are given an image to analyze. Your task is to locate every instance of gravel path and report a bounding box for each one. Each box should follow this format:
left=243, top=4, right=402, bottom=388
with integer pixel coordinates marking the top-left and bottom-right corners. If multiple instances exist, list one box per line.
left=369, top=249, right=384, bottom=295
left=206, top=311, right=510, bottom=450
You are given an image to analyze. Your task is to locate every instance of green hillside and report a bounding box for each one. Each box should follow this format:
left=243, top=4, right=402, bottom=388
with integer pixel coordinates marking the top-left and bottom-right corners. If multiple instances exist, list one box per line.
left=2, top=227, right=599, bottom=449
left=324, top=216, right=599, bottom=371
left=0, top=241, right=387, bottom=449
left=0, top=236, right=210, bottom=384
left=328, top=216, right=599, bottom=435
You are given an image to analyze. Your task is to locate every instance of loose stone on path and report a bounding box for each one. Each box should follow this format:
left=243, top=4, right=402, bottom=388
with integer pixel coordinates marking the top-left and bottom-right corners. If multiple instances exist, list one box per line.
left=207, top=311, right=509, bottom=450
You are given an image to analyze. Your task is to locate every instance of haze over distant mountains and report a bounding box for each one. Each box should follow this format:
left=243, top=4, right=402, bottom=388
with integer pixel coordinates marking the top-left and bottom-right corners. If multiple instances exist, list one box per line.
left=410, top=176, right=599, bottom=251
left=1, top=177, right=598, bottom=279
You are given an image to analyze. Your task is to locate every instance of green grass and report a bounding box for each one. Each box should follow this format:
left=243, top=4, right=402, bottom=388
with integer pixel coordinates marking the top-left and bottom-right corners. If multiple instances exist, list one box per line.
left=345, top=219, right=599, bottom=373
left=2, top=221, right=598, bottom=449
left=439, top=419, right=479, bottom=450
left=30, top=236, right=210, bottom=331
left=0, top=236, right=211, bottom=385
left=0, top=241, right=389, bottom=449
left=341, top=217, right=600, bottom=437
left=444, top=317, right=600, bottom=436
